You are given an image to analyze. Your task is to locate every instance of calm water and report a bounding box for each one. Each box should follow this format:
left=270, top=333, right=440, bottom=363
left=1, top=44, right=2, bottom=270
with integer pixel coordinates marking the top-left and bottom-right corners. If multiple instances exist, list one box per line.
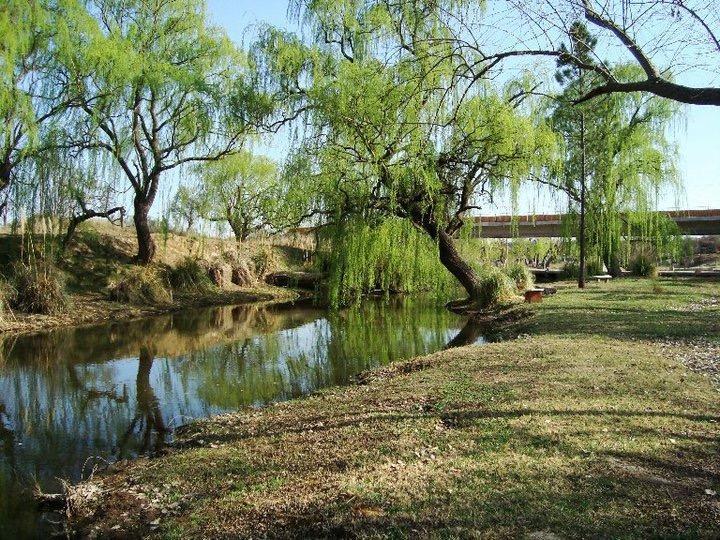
left=0, top=298, right=482, bottom=537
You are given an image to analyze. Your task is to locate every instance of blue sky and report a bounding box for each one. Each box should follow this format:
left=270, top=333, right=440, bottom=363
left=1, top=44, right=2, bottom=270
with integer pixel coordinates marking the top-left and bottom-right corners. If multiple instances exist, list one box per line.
left=205, top=0, right=720, bottom=214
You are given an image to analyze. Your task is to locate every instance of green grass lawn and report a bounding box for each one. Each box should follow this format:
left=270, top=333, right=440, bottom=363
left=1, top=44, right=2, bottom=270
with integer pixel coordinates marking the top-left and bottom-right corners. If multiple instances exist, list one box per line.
left=68, top=279, right=720, bottom=539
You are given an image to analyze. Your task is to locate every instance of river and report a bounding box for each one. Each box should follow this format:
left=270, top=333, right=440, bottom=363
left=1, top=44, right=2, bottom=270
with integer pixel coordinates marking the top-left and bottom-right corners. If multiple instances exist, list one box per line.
left=0, top=297, right=484, bottom=537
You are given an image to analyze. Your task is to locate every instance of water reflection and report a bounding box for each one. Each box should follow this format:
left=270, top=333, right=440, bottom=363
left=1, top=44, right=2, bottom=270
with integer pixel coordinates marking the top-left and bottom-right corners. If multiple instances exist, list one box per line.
left=0, top=298, right=480, bottom=537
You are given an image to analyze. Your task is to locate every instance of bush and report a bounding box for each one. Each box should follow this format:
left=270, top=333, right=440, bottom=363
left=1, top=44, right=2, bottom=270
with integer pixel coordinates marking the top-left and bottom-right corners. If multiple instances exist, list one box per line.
left=108, top=265, right=173, bottom=305
left=504, top=262, right=534, bottom=290
left=630, top=252, right=658, bottom=278
left=476, top=265, right=518, bottom=308
left=0, top=281, right=11, bottom=318
left=562, top=260, right=579, bottom=279
left=222, top=251, right=256, bottom=287
left=205, top=260, right=232, bottom=287
left=586, top=258, right=605, bottom=277
left=251, top=243, right=278, bottom=278
left=168, top=257, right=215, bottom=293
left=562, top=258, right=604, bottom=278
left=7, top=261, right=69, bottom=315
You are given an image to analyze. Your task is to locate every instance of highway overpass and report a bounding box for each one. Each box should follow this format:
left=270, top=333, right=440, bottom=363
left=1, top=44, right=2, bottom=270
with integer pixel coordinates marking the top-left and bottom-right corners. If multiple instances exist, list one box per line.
left=472, top=209, right=720, bottom=238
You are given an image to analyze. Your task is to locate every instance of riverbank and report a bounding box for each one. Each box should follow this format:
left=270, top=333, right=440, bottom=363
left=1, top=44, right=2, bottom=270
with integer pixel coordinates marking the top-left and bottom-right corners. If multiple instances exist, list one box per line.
left=0, top=222, right=309, bottom=336
left=63, top=279, right=720, bottom=538
left=0, top=286, right=298, bottom=336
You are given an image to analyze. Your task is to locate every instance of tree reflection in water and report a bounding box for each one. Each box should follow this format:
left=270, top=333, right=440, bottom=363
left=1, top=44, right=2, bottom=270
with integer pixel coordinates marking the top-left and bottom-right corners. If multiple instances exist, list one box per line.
left=117, top=347, right=169, bottom=457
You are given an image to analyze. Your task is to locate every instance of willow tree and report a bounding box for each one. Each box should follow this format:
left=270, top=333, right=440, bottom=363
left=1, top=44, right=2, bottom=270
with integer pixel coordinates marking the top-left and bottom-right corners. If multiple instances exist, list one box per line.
left=169, top=185, right=201, bottom=234
left=549, top=24, right=679, bottom=277
left=64, top=0, right=266, bottom=264
left=0, top=0, right=82, bottom=213
left=198, top=151, right=278, bottom=242
left=258, top=1, right=556, bottom=306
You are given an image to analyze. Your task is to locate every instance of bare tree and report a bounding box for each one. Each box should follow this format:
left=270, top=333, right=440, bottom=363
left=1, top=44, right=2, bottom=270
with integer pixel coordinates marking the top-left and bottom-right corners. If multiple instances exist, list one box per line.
left=61, top=199, right=124, bottom=251
left=508, top=0, right=720, bottom=106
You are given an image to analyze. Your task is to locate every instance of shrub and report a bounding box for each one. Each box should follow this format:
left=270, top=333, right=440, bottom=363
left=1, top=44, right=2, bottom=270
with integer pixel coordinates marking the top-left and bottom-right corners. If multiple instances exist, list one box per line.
left=168, top=257, right=215, bottom=293
left=586, top=258, right=605, bottom=277
left=223, top=251, right=256, bottom=287
left=504, top=262, right=534, bottom=290
left=475, top=265, right=518, bottom=308
left=205, top=260, right=232, bottom=287
left=562, top=258, right=604, bottom=278
left=562, top=260, right=579, bottom=279
left=108, top=265, right=173, bottom=305
left=630, top=252, right=658, bottom=278
left=251, top=243, right=278, bottom=278
left=0, top=280, right=12, bottom=318
left=6, top=261, right=68, bottom=315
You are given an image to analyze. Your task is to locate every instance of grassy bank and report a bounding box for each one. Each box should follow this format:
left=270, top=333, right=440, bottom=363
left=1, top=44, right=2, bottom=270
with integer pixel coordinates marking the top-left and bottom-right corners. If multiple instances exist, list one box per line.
left=67, top=279, right=720, bottom=538
left=0, top=222, right=306, bottom=335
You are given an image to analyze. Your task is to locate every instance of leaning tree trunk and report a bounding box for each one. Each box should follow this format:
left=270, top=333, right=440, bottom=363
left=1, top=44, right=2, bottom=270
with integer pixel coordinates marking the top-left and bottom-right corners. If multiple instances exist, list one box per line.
left=134, top=196, right=156, bottom=265
left=61, top=206, right=124, bottom=253
left=437, top=229, right=484, bottom=301
left=413, top=211, right=484, bottom=304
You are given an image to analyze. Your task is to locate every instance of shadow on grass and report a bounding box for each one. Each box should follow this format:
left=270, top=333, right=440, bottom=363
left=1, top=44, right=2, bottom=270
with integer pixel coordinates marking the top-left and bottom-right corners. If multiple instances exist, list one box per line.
left=178, top=406, right=720, bottom=449
left=184, top=404, right=720, bottom=538
left=518, top=304, right=719, bottom=340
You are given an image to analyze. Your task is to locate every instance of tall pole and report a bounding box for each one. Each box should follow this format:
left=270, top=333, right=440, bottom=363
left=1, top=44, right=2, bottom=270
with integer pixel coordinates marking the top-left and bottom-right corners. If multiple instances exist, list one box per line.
left=578, top=110, right=587, bottom=289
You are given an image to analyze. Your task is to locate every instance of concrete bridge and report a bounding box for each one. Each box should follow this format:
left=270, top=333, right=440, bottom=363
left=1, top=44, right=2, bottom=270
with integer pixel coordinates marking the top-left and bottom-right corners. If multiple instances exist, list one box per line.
left=472, top=209, right=720, bottom=238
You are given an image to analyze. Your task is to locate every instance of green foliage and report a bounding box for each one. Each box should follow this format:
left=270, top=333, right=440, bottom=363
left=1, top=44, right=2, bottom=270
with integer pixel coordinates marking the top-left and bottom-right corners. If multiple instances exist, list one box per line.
left=251, top=243, right=280, bottom=278
left=504, top=262, right=534, bottom=291
left=551, top=25, right=681, bottom=273
left=168, top=257, right=216, bottom=293
left=57, top=0, right=264, bottom=262
left=508, top=238, right=556, bottom=266
left=6, top=261, right=68, bottom=315
left=561, top=260, right=580, bottom=279
left=170, top=186, right=202, bottom=234
left=630, top=251, right=659, bottom=278
left=562, top=256, right=604, bottom=278
left=198, top=151, right=279, bottom=241
left=474, top=265, right=518, bottom=309
left=108, top=265, right=173, bottom=305
left=460, top=239, right=506, bottom=266
left=321, top=217, right=454, bottom=308
left=259, top=1, right=558, bottom=301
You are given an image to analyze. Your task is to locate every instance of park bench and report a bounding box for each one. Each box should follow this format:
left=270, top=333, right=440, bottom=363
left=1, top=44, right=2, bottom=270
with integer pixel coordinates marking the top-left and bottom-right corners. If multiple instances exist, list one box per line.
left=591, top=274, right=613, bottom=283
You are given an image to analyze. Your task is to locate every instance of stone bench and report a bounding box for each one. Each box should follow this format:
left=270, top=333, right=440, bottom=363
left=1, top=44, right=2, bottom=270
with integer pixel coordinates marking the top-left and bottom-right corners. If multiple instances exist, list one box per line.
left=591, top=274, right=613, bottom=283
left=524, top=288, right=545, bottom=303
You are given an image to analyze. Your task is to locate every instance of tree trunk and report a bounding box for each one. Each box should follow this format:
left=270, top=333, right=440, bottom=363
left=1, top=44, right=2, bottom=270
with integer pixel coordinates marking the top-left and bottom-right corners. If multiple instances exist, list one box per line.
left=0, top=161, right=12, bottom=193
left=437, top=229, right=484, bottom=301
left=228, top=217, right=250, bottom=243
left=61, top=206, right=124, bottom=253
left=62, top=217, right=81, bottom=252
left=413, top=211, right=484, bottom=303
left=134, top=197, right=155, bottom=264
